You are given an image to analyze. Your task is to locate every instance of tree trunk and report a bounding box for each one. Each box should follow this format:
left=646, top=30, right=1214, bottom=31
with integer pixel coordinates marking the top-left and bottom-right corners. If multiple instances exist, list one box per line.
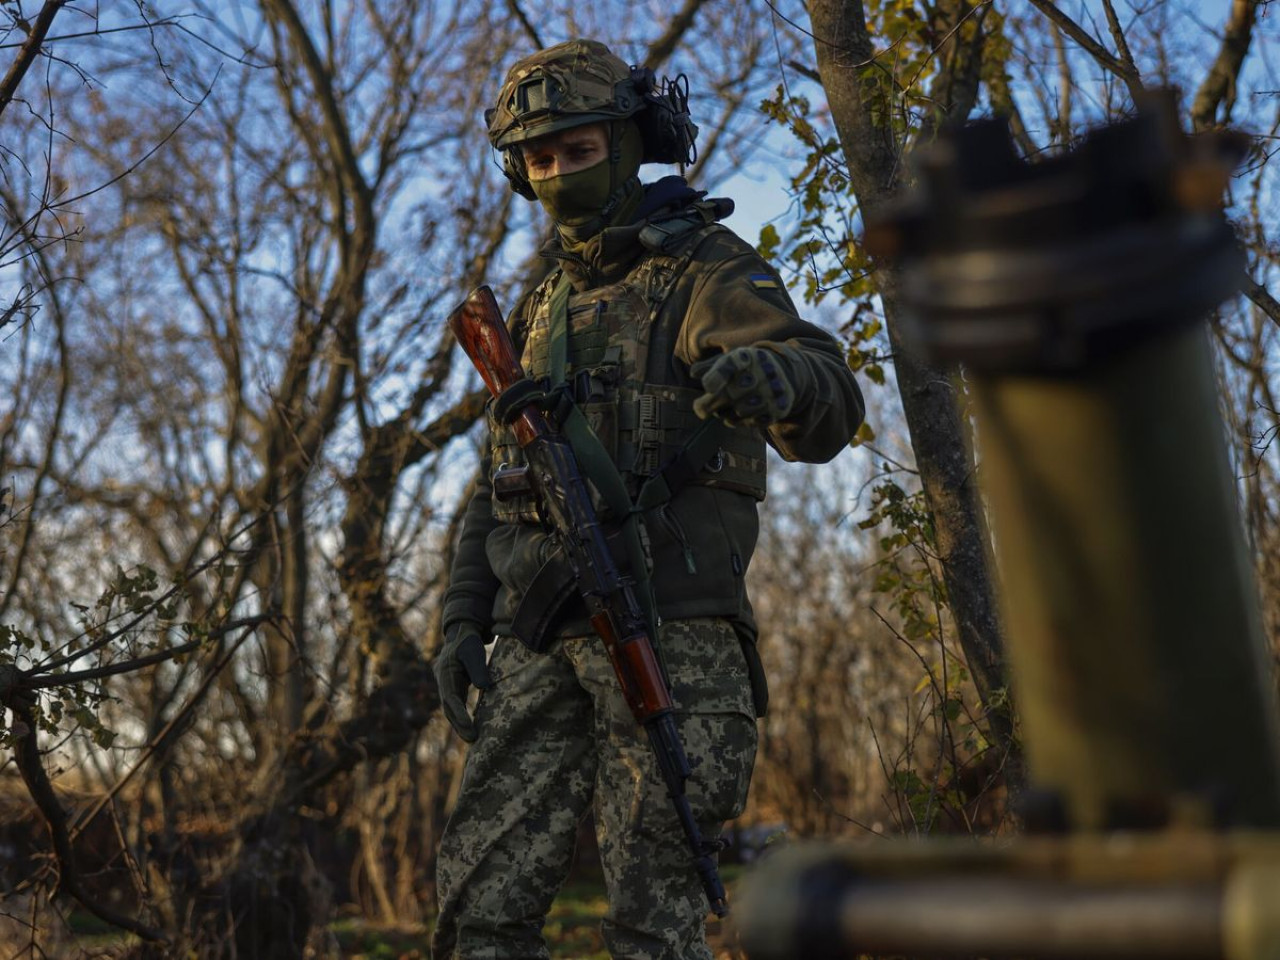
left=807, top=0, right=1020, bottom=778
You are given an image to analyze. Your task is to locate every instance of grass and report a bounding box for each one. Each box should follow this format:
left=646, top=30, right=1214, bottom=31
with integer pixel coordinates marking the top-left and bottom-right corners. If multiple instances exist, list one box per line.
left=331, top=866, right=747, bottom=960
left=541, top=876, right=611, bottom=959
left=56, top=866, right=747, bottom=959
left=330, top=917, right=432, bottom=960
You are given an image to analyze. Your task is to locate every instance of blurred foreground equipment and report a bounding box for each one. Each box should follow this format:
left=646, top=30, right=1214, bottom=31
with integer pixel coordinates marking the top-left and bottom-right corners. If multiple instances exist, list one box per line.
left=738, top=94, right=1280, bottom=959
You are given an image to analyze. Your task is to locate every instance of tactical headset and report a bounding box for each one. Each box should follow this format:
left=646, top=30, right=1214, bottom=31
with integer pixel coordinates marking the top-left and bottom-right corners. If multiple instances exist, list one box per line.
left=486, top=41, right=699, bottom=200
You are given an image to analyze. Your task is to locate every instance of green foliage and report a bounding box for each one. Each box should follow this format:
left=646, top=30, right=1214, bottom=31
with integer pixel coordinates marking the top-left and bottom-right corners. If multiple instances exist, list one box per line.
left=327, top=868, right=747, bottom=959
left=0, top=622, right=45, bottom=655
left=758, top=84, right=887, bottom=395
left=754, top=1, right=1018, bottom=834
left=860, top=480, right=943, bottom=643
left=756, top=1, right=1013, bottom=404
left=891, top=764, right=971, bottom=833
left=1, top=563, right=204, bottom=751
left=758, top=85, right=865, bottom=303
left=330, top=918, right=429, bottom=960
left=858, top=477, right=1010, bottom=832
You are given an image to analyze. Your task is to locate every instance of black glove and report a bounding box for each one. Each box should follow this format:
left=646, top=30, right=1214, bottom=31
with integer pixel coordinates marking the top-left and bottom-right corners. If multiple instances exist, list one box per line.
left=434, top=620, right=493, bottom=743
left=691, top=346, right=797, bottom=427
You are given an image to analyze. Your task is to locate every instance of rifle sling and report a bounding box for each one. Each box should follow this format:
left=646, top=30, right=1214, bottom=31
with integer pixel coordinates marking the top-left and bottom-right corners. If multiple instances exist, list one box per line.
left=511, top=400, right=729, bottom=653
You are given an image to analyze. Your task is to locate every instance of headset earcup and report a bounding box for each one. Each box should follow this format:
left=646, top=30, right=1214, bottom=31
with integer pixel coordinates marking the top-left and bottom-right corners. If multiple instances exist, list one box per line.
left=502, top=149, right=537, bottom=200
left=634, top=77, right=698, bottom=166
left=636, top=101, right=680, bottom=164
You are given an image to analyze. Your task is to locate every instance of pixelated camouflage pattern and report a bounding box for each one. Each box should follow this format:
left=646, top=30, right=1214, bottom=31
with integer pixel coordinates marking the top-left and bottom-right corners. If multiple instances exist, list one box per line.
left=488, top=39, right=640, bottom=150
left=432, top=618, right=757, bottom=960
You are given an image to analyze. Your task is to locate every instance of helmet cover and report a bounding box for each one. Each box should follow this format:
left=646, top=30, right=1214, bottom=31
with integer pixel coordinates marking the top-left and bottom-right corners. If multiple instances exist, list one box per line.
left=486, top=38, right=700, bottom=199
left=486, top=39, right=641, bottom=150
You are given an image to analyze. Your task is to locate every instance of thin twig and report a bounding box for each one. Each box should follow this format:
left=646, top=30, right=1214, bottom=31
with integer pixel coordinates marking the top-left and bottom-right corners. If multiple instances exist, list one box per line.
left=1025, top=0, right=1143, bottom=100
left=504, top=0, right=541, bottom=49
left=10, top=699, right=168, bottom=943
left=51, top=67, right=221, bottom=210
left=68, top=622, right=263, bottom=842
left=0, top=18, right=186, bottom=49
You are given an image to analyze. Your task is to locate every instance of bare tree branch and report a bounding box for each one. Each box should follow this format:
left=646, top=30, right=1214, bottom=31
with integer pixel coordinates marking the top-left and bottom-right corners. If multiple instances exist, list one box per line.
left=644, top=0, right=712, bottom=70
left=9, top=698, right=169, bottom=943
left=1101, top=0, right=1139, bottom=82
left=918, top=0, right=990, bottom=138
left=1244, top=276, right=1280, bottom=331
left=1053, top=23, right=1073, bottom=144
left=1025, top=0, right=1143, bottom=101
left=0, top=0, right=69, bottom=120
left=67, top=622, right=263, bottom=844
left=261, top=0, right=373, bottom=227
left=505, top=0, right=542, bottom=49
left=785, top=57, right=820, bottom=82
left=0, top=18, right=184, bottom=50
left=1191, top=0, right=1259, bottom=131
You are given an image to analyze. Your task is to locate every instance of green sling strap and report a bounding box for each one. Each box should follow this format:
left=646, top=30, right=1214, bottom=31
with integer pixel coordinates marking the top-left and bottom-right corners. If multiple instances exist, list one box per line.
left=546, top=273, right=573, bottom=389
left=545, top=269, right=729, bottom=641
left=544, top=269, right=660, bottom=633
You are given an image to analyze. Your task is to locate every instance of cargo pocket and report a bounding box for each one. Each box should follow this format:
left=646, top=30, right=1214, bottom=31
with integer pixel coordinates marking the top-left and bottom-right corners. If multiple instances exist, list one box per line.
left=663, top=619, right=760, bottom=824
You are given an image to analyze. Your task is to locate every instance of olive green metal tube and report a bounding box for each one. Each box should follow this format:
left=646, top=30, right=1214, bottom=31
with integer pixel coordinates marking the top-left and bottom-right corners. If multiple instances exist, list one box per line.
left=736, top=97, right=1280, bottom=960
left=736, top=837, right=1280, bottom=960
left=744, top=877, right=1222, bottom=959
left=974, top=323, right=1280, bottom=828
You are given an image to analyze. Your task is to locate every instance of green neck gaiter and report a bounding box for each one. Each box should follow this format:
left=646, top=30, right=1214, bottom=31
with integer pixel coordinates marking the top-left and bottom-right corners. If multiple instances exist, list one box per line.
left=530, top=120, right=644, bottom=244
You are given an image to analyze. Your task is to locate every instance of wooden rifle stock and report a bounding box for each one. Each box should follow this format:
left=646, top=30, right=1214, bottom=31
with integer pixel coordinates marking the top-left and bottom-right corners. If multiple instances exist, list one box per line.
left=447, top=285, right=546, bottom=447
left=447, top=285, right=730, bottom=917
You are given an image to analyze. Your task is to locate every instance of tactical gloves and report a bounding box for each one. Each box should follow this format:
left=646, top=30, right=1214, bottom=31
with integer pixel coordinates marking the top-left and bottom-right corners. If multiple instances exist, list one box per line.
left=434, top=620, right=493, bottom=743
left=692, top=346, right=797, bottom=427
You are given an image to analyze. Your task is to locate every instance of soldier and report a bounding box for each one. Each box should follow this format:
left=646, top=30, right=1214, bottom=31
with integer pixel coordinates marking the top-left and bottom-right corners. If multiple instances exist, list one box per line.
left=432, top=39, right=864, bottom=960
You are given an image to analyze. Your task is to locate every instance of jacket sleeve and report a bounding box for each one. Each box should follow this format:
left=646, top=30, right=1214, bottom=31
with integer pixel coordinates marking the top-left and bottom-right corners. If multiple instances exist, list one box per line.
left=440, top=440, right=500, bottom=636
left=675, top=231, right=865, bottom=464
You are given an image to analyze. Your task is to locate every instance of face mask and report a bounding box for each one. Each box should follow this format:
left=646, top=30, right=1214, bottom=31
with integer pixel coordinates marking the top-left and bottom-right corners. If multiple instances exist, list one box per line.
left=529, top=158, right=615, bottom=231
left=527, top=120, right=644, bottom=241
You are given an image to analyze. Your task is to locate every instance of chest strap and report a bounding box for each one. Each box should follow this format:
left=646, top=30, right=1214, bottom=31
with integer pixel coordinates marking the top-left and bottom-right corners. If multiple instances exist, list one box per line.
left=546, top=272, right=573, bottom=388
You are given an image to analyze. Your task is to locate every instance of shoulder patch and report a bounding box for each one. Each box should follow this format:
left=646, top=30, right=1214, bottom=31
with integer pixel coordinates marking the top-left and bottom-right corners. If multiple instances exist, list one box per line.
left=749, top=273, right=780, bottom=290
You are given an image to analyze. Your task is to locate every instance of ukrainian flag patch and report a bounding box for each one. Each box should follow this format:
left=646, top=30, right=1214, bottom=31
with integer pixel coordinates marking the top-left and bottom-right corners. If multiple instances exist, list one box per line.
left=749, top=273, right=780, bottom=290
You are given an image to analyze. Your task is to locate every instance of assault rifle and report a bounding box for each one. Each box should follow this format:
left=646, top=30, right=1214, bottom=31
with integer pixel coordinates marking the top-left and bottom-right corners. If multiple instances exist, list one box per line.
left=447, top=285, right=730, bottom=918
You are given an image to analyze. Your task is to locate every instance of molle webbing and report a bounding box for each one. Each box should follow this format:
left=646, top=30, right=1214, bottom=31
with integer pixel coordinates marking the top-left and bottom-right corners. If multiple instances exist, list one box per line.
left=527, top=301, right=618, bottom=376
left=490, top=209, right=768, bottom=522
left=619, top=385, right=766, bottom=500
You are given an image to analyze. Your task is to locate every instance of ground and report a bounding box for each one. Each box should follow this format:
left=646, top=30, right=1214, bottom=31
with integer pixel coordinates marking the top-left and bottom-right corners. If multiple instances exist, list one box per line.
left=332, top=867, right=747, bottom=960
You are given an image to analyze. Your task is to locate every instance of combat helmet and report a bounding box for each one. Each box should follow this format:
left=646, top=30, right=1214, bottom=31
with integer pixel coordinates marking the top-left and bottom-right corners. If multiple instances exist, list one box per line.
left=486, top=38, right=699, bottom=199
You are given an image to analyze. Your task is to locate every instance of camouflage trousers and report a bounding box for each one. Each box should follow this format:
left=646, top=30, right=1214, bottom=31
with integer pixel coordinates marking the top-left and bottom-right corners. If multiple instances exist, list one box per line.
left=432, top=618, right=758, bottom=960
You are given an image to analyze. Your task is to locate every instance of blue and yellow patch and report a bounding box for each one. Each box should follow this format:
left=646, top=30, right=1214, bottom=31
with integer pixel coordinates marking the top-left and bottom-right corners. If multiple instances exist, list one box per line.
left=749, top=273, right=780, bottom=290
